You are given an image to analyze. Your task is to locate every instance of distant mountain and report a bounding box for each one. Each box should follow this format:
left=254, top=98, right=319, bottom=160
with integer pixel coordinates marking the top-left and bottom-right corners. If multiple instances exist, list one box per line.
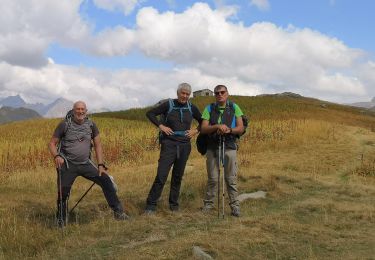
left=24, top=102, right=49, bottom=115
left=257, top=92, right=303, bottom=98
left=349, top=97, right=375, bottom=109
left=0, top=95, right=76, bottom=118
left=0, top=106, right=41, bottom=124
left=88, top=107, right=111, bottom=114
left=43, top=98, right=74, bottom=118
left=0, top=95, right=26, bottom=108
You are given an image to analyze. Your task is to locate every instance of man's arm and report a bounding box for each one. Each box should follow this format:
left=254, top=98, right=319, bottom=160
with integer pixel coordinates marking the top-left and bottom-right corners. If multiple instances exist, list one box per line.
left=146, top=100, right=174, bottom=135
left=48, top=122, right=65, bottom=168
left=200, top=119, right=223, bottom=134
left=146, top=101, right=169, bottom=127
left=93, top=135, right=107, bottom=176
left=48, top=136, right=65, bottom=168
left=185, top=104, right=202, bottom=138
left=230, top=116, right=244, bottom=135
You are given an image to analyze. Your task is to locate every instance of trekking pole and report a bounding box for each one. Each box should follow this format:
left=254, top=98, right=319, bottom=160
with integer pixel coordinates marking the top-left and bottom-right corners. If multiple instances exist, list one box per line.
left=57, top=167, right=64, bottom=234
left=217, top=135, right=221, bottom=219
left=69, top=182, right=95, bottom=215
left=221, top=135, right=225, bottom=219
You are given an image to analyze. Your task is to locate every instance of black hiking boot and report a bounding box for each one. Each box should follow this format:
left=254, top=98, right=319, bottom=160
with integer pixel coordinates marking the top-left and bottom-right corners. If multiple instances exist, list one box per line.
left=201, top=204, right=214, bottom=213
left=114, top=211, right=130, bottom=220
left=143, top=209, right=156, bottom=216
left=231, top=207, right=240, bottom=217
left=169, top=205, right=179, bottom=212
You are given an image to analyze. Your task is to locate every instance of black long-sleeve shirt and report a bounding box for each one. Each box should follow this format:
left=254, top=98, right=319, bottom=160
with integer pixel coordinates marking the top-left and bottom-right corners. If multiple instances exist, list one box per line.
left=146, top=99, right=202, bottom=143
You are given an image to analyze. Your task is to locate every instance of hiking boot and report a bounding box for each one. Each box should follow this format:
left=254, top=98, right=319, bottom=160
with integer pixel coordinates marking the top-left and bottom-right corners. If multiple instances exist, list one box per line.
left=57, top=218, right=65, bottom=228
left=114, top=211, right=130, bottom=220
left=143, top=209, right=156, bottom=216
left=169, top=205, right=179, bottom=212
left=231, top=208, right=240, bottom=217
left=201, top=204, right=214, bottom=213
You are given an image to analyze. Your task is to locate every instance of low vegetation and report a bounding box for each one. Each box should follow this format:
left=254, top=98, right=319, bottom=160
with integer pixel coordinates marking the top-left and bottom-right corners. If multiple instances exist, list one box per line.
left=0, top=95, right=374, bottom=259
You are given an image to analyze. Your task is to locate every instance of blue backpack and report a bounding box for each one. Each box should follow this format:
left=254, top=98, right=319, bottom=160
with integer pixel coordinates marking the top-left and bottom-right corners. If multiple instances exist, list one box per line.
left=158, top=99, right=193, bottom=142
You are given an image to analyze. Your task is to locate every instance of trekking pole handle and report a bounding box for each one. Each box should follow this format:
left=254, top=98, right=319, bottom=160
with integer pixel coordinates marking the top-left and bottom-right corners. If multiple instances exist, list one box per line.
left=98, top=163, right=108, bottom=170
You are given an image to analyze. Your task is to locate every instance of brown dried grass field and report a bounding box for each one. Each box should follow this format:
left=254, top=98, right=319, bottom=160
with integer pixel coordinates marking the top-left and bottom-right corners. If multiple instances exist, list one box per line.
left=0, top=96, right=375, bottom=259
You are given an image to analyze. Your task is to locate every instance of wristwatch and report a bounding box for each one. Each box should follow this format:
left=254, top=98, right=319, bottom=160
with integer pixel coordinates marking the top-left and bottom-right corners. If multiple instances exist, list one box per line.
left=98, top=163, right=108, bottom=170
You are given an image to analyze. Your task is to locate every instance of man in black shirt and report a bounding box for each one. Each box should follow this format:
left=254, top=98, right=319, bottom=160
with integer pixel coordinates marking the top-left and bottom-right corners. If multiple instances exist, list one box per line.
left=145, top=83, right=202, bottom=213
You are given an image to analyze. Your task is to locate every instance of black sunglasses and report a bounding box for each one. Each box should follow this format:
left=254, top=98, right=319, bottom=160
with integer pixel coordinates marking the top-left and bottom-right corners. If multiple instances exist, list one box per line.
left=214, top=90, right=226, bottom=96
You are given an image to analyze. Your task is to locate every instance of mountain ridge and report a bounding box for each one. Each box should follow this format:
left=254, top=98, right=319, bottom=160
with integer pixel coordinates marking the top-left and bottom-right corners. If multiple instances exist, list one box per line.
left=0, top=106, right=41, bottom=124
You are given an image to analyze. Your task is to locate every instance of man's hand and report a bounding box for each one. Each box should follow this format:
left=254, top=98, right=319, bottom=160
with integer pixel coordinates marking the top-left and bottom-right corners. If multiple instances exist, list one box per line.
left=185, top=128, right=199, bottom=138
left=98, top=165, right=108, bottom=176
left=159, top=124, right=174, bottom=135
left=216, top=124, right=230, bottom=135
left=55, top=156, right=64, bottom=169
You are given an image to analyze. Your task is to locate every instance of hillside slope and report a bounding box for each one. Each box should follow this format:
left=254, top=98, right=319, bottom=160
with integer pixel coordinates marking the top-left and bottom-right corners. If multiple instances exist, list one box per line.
left=95, top=94, right=375, bottom=128
left=0, top=106, right=41, bottom=124
left=0, top=95, right=374, bottom=259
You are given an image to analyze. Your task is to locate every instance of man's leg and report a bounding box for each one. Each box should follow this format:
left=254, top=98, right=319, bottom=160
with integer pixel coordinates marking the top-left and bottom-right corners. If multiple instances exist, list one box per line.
left=224, top=149, right=240, bottom=216
left=169, top=144, right=191, bottom=211
left=57, top=164, right=77, bottom=226
left=80, top=163, right=125, bottom=216
left=146, top=142, right=176, bottom=211
left=203, top=149, right=219, bottom=210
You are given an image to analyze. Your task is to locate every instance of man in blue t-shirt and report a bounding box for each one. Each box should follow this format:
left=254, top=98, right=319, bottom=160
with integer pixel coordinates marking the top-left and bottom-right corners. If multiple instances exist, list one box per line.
left=200, top=85, right=244, bottom=217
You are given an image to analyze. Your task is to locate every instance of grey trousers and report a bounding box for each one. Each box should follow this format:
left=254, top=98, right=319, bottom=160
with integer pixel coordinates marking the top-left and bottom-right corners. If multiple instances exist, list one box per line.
left=203, top=148, right=240, bottom=210
left=57, top=162, right=123, bottom=214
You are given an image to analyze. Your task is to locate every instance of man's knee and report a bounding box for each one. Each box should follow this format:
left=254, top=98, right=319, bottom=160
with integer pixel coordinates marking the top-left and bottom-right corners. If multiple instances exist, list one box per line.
left=225, top=175, right=236, bottom=184
left=99, top=174, right=117, bottom=192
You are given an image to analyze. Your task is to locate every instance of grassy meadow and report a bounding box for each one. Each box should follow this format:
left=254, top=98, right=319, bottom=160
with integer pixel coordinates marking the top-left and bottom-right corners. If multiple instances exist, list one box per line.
left=0, top=95, right=375, bottom=259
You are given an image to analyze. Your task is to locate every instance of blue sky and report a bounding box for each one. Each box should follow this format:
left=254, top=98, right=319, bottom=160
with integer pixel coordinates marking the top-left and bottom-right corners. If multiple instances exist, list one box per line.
left=1, top=0, right=375, bottom=110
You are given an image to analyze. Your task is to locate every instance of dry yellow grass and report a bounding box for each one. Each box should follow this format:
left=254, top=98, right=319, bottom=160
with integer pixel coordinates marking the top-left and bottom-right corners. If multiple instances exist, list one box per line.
left=1, top=102, right=375, bottom=259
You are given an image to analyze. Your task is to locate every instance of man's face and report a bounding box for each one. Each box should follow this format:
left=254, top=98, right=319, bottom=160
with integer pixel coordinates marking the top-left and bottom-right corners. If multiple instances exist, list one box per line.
left=73, top=102, right=87, bottom=123
left=177, top=89, right=191, bottom=104
left=214, top=87, right=228, bottom=104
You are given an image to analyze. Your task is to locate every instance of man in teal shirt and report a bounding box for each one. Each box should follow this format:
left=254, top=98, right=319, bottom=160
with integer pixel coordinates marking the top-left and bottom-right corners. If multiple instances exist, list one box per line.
left=200, top=85, right=244, bottom=217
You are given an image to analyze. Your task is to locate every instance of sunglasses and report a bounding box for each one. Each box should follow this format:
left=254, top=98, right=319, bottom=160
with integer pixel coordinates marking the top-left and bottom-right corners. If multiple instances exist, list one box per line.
left=214, top=90, right=226, bottom=96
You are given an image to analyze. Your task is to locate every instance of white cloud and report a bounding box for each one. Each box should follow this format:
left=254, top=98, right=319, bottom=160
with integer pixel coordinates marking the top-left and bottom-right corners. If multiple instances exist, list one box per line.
left=250, top=0, right=270, bottom=11
left=0, top=61, right=261, bottom=110
left=93, top=0, right=141, bottom=15
left=0, top=1, right=374, bottom=107
left=0, top=0, right=90, bottom=67
left=133, top=3, right=368, bottom=101
left=86, top=26, right=136, bottom=56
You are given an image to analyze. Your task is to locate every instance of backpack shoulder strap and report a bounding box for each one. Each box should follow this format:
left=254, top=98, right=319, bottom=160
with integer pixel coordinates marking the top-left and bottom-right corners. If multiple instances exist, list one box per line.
left=208, top=103, right=215, bottom=113
left=88, top=118, right=95, bottom=139
left=168, top=99, right=174, bottom=113
left=187, top=101, right=192, bottom=115
left=208, top=103, right=218, bottom=124
left=165, top=99, right=174, bottom=122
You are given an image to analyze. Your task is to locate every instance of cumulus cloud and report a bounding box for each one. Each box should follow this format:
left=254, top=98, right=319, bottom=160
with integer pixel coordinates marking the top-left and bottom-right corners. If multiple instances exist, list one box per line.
left=0, top=0, right=137, bottom=66
left=93, top=0, right=141, bottom=15
left=134, top=3, right=369, bottom=101
left=0, top=1, right=374, bottom=108
left=0, top=61, right=261, bottom=109
left=250, top=0, right=270, bottom=11
left=86, top=26, right=136, bottom=56
left=0, top=0, right=90, bottom=67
